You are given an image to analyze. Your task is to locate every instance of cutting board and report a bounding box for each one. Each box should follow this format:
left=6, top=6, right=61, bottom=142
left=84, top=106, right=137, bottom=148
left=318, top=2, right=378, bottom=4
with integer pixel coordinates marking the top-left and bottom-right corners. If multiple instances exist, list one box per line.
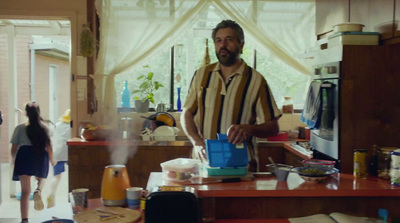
left=74, top=207, right=141, bottom=223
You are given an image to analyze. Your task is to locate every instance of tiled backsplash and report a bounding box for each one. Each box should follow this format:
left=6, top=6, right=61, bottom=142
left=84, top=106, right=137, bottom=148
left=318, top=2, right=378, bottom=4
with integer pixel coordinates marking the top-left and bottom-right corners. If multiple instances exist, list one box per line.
left=123, top=112, right=306, bottom=138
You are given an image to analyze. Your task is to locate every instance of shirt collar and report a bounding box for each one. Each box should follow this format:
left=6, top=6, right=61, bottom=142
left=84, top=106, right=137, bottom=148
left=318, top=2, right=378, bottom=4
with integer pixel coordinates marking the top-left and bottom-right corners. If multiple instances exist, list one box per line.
left=213, top=59, right=246, bottom=77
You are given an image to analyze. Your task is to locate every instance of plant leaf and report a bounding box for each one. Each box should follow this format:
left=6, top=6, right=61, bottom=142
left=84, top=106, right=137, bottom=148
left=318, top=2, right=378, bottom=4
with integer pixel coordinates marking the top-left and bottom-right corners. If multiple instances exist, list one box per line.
left=147, top=72, right=154, bottom=80
left=149, top=97, right=155, bottom=105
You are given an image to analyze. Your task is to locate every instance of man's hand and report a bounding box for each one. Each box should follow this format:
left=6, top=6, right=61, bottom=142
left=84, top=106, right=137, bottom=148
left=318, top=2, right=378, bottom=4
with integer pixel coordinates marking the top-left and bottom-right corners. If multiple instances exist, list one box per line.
left=193, top=145, right=207, bottom=163
left=227, top=124, right=250, bottom=145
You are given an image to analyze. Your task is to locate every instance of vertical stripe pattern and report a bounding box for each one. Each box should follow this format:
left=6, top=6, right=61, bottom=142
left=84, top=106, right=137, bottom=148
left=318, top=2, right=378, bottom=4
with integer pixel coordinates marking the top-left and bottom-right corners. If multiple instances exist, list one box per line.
left=183, top=61, right=282, bottom=141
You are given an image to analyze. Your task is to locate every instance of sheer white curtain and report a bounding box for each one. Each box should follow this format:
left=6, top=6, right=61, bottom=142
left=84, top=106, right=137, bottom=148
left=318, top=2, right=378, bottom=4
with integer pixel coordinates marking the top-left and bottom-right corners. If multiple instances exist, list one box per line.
left=213, top=0, right=315, bottom=74
left=93, top=0, right=209, bottom=123
left=93, top=0, right=315, bottom=123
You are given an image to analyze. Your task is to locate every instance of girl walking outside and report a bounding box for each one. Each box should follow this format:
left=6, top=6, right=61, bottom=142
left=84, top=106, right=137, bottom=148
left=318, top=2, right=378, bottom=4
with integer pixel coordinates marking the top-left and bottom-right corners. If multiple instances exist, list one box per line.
left=11, top=102, right=56, bottom=223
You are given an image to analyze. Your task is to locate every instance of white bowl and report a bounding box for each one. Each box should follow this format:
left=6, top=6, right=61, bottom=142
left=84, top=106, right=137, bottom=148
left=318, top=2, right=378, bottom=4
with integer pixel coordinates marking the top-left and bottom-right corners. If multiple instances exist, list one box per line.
left=333, top=22, right=364, bottom=33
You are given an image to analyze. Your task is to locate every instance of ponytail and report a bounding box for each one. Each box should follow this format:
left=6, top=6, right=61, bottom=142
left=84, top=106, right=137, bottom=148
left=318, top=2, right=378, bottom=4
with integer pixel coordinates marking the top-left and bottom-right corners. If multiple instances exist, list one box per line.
left=25, top=102, right=50, bottom=152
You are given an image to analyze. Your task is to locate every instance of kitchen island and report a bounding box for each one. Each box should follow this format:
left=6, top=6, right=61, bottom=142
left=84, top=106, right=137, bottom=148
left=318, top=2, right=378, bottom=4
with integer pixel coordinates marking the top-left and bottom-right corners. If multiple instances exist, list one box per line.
left=146, top=172, right=400, bottom=219
left=67, top=138, right=312, bottom=199
left=67, top=137, right=193, bottom=198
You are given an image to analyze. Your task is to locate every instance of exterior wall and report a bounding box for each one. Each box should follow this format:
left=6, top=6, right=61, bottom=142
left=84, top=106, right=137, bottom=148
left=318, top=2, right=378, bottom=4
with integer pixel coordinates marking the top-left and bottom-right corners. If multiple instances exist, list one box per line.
left=0, top=35, right=70, bottom=163
left=0, top=34, right=8, bottom=163
left=35, top=54, right=70, bottom=122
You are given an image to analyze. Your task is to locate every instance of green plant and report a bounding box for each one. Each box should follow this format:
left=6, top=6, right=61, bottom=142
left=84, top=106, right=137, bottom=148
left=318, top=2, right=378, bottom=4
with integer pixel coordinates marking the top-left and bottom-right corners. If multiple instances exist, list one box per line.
left=132, top=65, right=164, bottom=105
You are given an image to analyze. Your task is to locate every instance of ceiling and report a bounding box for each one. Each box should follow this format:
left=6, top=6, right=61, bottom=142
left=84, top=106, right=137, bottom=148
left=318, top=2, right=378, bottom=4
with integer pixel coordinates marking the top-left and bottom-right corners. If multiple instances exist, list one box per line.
left=0, top=19, right=71, bottom=60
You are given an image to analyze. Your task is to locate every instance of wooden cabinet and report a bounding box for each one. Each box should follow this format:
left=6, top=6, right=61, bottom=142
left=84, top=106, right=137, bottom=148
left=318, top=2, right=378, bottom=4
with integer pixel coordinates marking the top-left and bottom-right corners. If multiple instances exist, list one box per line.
left=284, top=150, right=304, bottom=167
left=351, top=0, right=395, bottom=39
left=316, top=0, right=396, bottom=40
left=316, top=0, right=349, bottom=36
left=258, top=144, right=285, bottom=172
left=68, top=141, right=192, bottom=198
left=395, top=0, right=400, bottom=37
left=339, top=45, right=400, bottom=173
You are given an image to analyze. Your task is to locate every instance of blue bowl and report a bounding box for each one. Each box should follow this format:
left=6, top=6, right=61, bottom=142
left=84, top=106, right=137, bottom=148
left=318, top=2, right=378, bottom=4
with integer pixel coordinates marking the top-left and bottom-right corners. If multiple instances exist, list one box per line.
left=42, top=219, right=74, bottom=223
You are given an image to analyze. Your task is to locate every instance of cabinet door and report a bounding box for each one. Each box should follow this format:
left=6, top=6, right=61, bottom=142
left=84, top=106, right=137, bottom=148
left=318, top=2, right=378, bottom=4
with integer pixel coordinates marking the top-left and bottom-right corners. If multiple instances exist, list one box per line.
left=284, top=150, right=304, bottom=167
left=351, top=0, right=394, bottom=39
left=316, top=0, right=349, bottom=36
left=369, top=0, right=394, bottom=39
left=395, top=0, right=400, bottom=36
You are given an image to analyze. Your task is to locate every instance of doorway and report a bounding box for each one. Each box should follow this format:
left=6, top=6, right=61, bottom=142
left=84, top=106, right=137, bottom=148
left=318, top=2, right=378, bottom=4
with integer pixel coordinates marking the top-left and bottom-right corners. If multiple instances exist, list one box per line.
left=0, top=18, right=71, bottom=218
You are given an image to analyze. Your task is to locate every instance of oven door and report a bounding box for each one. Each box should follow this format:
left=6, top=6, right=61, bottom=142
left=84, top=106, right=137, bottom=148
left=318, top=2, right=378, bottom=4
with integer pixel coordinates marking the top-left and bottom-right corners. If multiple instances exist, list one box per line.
left=310, top=78, right=340, bottom=161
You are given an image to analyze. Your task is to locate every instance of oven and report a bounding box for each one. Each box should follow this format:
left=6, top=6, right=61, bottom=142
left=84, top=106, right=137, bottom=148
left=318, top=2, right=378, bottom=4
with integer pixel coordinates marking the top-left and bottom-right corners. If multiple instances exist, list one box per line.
left=310, top=61, right=341, bottom=170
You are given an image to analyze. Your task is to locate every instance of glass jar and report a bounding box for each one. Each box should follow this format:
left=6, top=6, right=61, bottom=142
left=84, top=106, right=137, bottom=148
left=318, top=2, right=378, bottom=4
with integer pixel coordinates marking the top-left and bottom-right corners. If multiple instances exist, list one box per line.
left=282, top=97, right=293, bottom=114
left=378, top=147, right=396, bottom=180
left=353, top=149, right=368, bottom=179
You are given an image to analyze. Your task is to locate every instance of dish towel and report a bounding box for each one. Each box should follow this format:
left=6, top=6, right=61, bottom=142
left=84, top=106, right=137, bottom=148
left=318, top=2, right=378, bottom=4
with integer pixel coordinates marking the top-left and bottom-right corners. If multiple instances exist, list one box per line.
left=300, top=81, right=322, bottom=129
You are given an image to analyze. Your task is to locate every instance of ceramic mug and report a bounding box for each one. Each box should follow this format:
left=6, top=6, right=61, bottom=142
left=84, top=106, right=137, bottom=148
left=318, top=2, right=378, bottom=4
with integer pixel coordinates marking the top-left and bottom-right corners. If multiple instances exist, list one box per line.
left=126, top=187, right=143, bottom=209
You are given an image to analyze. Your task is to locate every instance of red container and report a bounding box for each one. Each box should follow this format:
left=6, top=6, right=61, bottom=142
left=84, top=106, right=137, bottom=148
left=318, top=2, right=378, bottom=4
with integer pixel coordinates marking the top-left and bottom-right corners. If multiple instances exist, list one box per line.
left=302, top=159, right=336, bottom=169
left=267, top=132, right=289, bottom=141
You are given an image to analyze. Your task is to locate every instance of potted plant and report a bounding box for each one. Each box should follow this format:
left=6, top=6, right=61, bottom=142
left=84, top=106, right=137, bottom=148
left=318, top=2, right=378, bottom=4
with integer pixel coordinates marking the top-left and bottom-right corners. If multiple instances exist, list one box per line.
left=132, top=66, right=164, bottom=113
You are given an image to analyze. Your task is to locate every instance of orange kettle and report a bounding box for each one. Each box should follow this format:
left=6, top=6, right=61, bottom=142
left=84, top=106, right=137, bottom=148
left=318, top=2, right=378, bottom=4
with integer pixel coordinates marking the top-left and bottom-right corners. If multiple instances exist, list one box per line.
left=101, top=164, right=131, bottom=206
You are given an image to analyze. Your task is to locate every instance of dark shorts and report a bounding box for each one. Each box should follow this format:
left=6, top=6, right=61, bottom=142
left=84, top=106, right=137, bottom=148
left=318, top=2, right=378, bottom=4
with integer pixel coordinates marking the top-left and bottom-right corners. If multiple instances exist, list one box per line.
left=53, top=161, right=68, bottom=176
left=12, top=145, right=49, bottom=181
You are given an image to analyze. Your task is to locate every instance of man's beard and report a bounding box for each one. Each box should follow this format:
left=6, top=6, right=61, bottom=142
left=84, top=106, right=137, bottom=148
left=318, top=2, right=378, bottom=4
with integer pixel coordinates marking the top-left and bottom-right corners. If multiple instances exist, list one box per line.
left=216, top=47, right=240, bottom=66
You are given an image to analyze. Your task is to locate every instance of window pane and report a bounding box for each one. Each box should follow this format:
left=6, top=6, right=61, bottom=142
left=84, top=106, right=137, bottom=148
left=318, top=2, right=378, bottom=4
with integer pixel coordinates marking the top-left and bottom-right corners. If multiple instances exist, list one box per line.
left=254, top=47, right=310, bottom=110
left=115, top=48, right=170, bottom=109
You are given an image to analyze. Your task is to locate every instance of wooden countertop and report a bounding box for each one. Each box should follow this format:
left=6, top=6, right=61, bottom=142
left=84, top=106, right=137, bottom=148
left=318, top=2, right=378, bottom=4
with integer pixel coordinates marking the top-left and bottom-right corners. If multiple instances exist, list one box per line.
left=67, top=137, right=304, bottom=149
left=283, top=142, right=312, bottom=160
left=146, top=172, right=400, bottom=198
left=67, top=137, right=192, bottom=146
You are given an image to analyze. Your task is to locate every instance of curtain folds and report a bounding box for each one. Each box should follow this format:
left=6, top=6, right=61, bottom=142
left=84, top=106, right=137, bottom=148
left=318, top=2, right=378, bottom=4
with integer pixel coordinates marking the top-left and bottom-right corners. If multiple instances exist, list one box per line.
left=93, top=0, right=315, bottom=124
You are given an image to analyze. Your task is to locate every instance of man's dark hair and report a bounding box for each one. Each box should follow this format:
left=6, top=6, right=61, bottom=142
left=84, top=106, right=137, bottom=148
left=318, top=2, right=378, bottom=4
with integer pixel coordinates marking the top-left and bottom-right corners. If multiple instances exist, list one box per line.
left=212, top=20, right=244, bottom=44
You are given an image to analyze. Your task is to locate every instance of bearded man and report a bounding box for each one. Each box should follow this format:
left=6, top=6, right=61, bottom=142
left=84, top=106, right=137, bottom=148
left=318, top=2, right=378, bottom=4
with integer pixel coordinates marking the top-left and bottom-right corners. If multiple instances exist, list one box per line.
left=181, top=20, right=282, bottom=171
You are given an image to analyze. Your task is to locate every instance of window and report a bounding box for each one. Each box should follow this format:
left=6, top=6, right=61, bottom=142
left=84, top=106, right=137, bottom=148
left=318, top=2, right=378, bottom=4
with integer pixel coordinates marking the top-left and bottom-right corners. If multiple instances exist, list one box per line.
left=107, top=1, right=315, bottom=112
left=115, top=33, right=309, bottom=111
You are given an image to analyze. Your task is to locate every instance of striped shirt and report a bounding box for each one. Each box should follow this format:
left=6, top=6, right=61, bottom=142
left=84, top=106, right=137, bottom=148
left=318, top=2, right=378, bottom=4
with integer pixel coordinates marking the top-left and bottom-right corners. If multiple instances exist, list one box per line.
left=184, top=61, right=282, bottom=170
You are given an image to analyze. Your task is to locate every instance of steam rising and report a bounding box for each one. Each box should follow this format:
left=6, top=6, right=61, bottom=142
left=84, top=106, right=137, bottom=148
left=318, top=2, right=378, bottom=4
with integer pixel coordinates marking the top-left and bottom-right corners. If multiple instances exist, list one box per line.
left=107, top=137, right=138, bottom=165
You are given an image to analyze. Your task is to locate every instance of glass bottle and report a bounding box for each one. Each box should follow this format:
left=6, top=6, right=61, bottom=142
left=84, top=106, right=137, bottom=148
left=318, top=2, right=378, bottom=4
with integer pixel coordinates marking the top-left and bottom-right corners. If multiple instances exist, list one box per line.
left=177, top=87, right=182, bottom=112
left=354, top=149, right=368, bottom=179
left=282, top=97, right=293, bottom=114
left=121, top=80, right=131, bottom=108
left=368, top=145, right=379, bottom=177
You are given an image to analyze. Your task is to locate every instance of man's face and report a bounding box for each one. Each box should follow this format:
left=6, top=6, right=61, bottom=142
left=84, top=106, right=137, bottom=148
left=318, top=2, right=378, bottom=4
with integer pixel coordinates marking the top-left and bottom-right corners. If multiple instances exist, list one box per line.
left=214, top=27, right=243, bottom=66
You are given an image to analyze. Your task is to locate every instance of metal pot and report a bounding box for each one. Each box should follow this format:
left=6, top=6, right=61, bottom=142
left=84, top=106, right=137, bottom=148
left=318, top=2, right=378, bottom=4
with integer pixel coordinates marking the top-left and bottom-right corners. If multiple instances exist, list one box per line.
left=156, top=102, right=167, bottom=112
left=101, top=165, right=131, bottom=206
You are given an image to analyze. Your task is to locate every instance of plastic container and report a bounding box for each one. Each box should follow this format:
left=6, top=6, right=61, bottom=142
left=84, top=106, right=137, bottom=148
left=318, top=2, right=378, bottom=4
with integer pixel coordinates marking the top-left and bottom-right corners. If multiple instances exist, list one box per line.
left=328, top=32, right=379, bottom=47
left=160, top=158, right=200, bottom=181
left=302, top=159, right=336, bottom=170
left=205, top=134, right=248, bottom=176
left=390, top=149, right=400, bottom=186
left=267, top=132, right=289, bottom=141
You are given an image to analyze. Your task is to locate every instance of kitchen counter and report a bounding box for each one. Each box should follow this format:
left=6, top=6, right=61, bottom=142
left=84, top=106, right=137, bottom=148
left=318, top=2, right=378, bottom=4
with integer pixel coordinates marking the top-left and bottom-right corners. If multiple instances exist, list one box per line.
left=67, top=138, right=193, bottom=198
left=66, top=138, right=311, bottom=199
left=146, top=172, right=400, bottom=219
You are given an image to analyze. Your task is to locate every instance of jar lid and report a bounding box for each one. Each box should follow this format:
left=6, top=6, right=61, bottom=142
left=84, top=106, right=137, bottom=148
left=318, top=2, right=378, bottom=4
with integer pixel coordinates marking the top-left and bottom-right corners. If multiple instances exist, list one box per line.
left=391, top=149, right=400, bottom=156
left=381, top=147, right=397, bottom=152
